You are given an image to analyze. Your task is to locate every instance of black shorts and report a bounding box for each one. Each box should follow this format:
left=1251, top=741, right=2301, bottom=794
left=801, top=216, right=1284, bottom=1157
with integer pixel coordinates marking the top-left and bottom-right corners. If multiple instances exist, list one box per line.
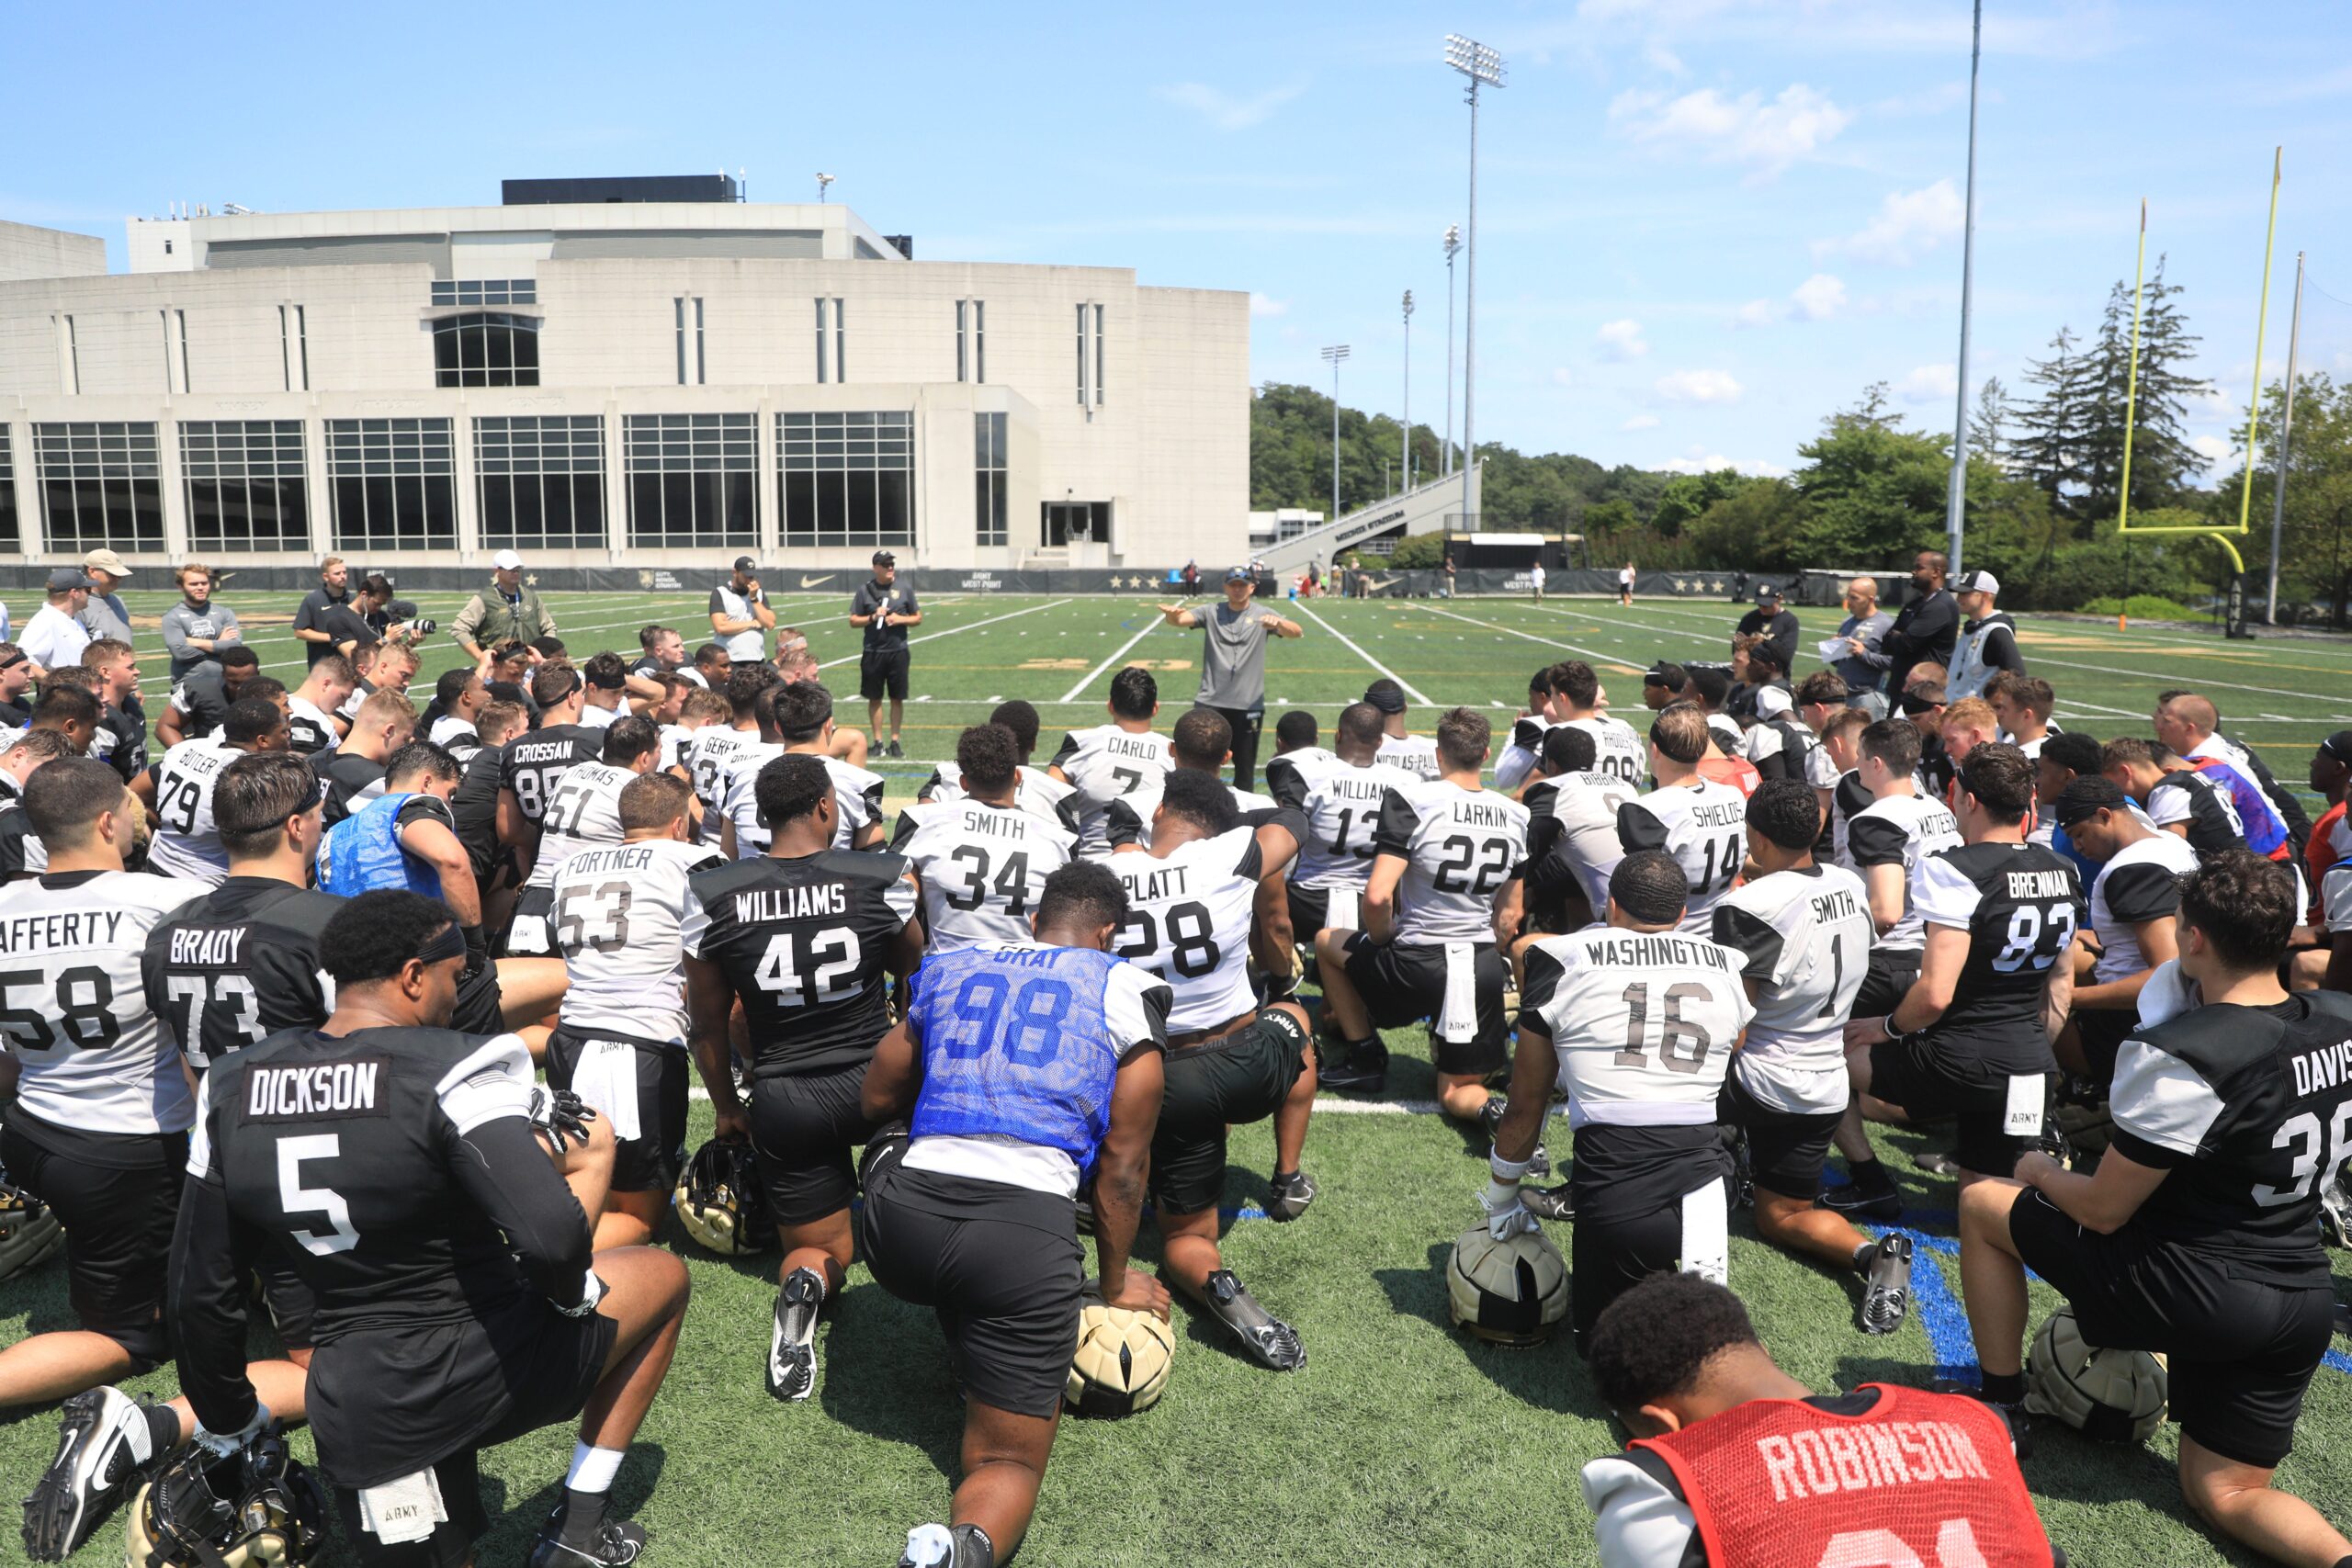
left=2069, top=1009, right=2134, bottom=1085
left=448, top=952, right=506, bottom=1035
left=1152, top=1010, right=1310, bottom=1215
left=257, top=1256, right=319, bottom=1352
left=2008, top=1189, right=2338, bottom=1468
left=1340, top=932, right=1508, bottom=1077
left=0, top=1113, right=185, bottom=1369
left=860, top=648, right=910, bottom=702
left=1285, top=883, right=1329, bottom=942
left=859, top=1143, right=1083, bottom=1419
left=1866, top=1032, right=2043, bottom=1180
left=499, top=886, right=557, bottom=958
left=1568, top=1178, right=1728, bottom=1355
left=544, top=1026, right=690, bottom=1194
left=1855, top=947, right=1920, bottom=1018
left=321, top=1303, right=615, bottom=1568
left=1718, top=1071, right=1841, bottom=1201
left=749, top=1065, right=876, bottom=1225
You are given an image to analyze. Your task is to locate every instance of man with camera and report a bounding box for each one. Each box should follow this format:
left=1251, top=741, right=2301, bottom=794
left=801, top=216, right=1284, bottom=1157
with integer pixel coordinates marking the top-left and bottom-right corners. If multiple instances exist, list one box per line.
left=452, top=550, right=559, bottom=663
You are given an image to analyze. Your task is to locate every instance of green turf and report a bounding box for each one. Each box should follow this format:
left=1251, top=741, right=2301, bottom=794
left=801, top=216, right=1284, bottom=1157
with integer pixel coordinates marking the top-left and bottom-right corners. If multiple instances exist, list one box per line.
left=6, top=587, right=2349, bottom=1565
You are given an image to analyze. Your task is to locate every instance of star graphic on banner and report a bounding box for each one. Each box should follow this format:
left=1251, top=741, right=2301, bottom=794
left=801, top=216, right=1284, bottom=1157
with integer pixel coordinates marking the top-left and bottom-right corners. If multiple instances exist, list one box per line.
left=1674, top=577, right=1690, bottom=592
left=1108, top=576, right=1125, bottom=590
left=526, top=574, right=539, bottom=587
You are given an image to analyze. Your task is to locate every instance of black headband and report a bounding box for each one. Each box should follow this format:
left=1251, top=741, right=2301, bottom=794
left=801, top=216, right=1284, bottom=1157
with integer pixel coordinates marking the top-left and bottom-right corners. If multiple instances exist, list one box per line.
left=414, top=922, right=469, bottom=967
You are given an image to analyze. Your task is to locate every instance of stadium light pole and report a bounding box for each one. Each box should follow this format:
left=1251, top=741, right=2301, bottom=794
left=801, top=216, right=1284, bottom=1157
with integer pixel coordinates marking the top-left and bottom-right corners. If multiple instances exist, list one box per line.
left=1446, top=34, right=1503, bottom=532
left=1442, top=225, right=1462, bottom=477
left=1322, top=344, right=1351, bottom=524
left=815, top=172, right=834, bottom=203
left=1401, top=289, right=1415, bottom=497
left=1942, top=0, right=1984, bottom=576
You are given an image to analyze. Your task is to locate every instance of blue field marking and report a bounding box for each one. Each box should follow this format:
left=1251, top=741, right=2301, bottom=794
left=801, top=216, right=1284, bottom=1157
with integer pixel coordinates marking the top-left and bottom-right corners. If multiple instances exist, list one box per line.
left=2328, top=1349, right=2352, bottom=1377
left=1871, top=1225, right=1980, bottom=1384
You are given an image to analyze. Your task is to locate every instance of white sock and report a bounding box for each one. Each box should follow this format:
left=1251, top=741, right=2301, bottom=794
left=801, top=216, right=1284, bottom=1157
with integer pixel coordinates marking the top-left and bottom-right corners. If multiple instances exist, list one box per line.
left=566, top=1442, right=626, bottom=1495
left=903, top=1524, right=954, bottom=1567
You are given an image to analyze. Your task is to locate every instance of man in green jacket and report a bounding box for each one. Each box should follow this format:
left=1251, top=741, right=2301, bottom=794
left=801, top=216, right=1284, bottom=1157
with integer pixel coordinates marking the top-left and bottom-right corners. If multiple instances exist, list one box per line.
left=451, top=549, right=558, bottom=660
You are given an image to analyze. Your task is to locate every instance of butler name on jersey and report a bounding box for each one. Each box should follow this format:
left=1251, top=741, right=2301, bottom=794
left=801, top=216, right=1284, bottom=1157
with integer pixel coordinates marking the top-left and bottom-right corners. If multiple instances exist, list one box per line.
left=896, top=798, right=1077, bottom=951
left=144, top=738, right=244, bottom=884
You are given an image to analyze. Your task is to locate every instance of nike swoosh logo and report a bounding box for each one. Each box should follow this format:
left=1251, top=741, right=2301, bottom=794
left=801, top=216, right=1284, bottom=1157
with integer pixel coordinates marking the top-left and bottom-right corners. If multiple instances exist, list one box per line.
left=798, top=574, right=835, bottom=589
left=1361, top=577, right=1398, bottom=592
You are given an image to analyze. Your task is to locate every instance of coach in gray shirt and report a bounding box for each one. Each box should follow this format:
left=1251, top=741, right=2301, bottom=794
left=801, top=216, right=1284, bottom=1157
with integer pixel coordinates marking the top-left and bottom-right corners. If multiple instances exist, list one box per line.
left=1827, top=575, right=1896, bottom=716
left=78, top=548, right=138, bottom=645
left=1157, top=565, right=1302, bottom=791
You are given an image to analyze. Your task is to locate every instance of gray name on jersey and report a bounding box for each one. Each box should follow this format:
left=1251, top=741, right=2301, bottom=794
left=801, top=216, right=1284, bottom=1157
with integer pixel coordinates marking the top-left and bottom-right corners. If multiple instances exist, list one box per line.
left=0, top=909, right=127, bottom=952
left=246, top=1058, right=385, bottom=1122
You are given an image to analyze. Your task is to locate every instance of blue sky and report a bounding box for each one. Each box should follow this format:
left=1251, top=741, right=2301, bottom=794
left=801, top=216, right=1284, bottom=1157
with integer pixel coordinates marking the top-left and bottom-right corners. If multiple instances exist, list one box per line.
left=13, top=0, right=2352, bottom=479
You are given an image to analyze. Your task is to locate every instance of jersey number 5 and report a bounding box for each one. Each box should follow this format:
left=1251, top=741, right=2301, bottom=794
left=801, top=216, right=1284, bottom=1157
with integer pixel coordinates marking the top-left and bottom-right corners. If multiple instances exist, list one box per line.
left=277, top=1134, right=361, bottom=1256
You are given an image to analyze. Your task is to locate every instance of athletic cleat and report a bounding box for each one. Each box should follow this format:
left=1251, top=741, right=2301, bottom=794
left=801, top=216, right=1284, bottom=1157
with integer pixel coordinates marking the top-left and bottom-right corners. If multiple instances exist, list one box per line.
left=1203, top=1269, right=1306, bottom=1371
left=767, top=1266, right=825, bottom=1402
left=1859, top=1234, right=1913, bottom=1337
left=1915, top=1150, right=1962, bottom=1177
left=1479, top=1098, right=1549, bottom=1179
left=2335, top=1301, right=2351, bottom=1339
left=1724, top=1125, right=1755, bottom=1209
left=885, top=739, right=904, bottom=760
left=1929, top=1381, right=2033, bottom=1461
left=1820, top=1182, right=1904, bottom=1223
left=1266, top=1169, right=1317, bottom=1222
left=21, top=1385, right=159, bottom=1562
left=899, top=1521, right=995, bottom=1568
left=1318, top=1041, right=1388, bottom=1096
left=529, top=1515, right=649, bottom=1567
left=1521, top=1184, right=1575, bottom=1221
left=2319, top=1163, right=2351, bottom=1248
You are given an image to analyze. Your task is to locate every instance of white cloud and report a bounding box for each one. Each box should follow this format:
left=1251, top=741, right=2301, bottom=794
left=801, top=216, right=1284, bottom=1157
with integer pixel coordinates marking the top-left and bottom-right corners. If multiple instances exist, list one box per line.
left=1153, top=81, right=1306, bottom=131
left=1622, top=413, right=1662, bottom=431
left=1249, top=292, right=1288, bottom=318
left=1597, top=318, right=1650, bottom=360
left=1607, top=83, right=1851, bottom=178
left=1551, top=367, right=1577, bottom=387
left=1815, top=179, right=1965, bottom=265
left=1733, top=299, right=1780, bottom=330
left=1661, top=454, right=1788, bottom=478
left=1895, top=363, right=1958, bottom=403
left=1644, top=42, right=1688, bottom=75
left=1791, top=272, right=1848, bottom=321
left=1655, top=368, right=1745, bottom=404
left=2191, top=434, right=2234, bottom=469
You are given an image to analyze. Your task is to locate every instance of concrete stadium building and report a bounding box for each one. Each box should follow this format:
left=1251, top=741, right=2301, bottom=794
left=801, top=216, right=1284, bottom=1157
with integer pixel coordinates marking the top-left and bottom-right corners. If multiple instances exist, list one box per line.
left=0, top=177, right=1250, bottom=587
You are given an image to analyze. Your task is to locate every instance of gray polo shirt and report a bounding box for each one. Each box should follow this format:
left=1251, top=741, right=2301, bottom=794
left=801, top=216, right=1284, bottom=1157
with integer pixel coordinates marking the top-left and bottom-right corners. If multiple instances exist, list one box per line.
left=80, top=592, right=135, bottom=646
left=160, top=601, right=241, bottom=680
left=1829, top=609, right=1894, bottom=691
left=1195, top=601, right=1283, bottom=710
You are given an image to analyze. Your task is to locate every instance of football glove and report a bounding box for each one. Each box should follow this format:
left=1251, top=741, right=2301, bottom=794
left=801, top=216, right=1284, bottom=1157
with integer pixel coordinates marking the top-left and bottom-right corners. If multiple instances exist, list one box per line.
left=190, top=1403, right=271, bottom=1460
left=1478, top=1179, right=1539, bottom=1241
left=527, top=1087, right=599, bottom=1154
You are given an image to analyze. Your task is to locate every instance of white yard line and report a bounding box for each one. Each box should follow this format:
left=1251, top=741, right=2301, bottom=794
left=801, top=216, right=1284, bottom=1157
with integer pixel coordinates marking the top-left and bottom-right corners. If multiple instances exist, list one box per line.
left=1059, top=613, right=1176, bottom=703
left=1294, top=603, right=1430, bottom=705
left=814, top=599, right=1071, bottom=671
left=1410, top=601, right=1644, bottom=673
left=684, top=1085, right=1523, bottom=1116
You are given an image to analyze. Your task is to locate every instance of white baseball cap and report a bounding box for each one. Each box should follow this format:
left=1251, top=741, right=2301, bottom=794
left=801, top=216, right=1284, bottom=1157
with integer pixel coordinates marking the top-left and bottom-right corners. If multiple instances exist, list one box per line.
left=1754, top=686, right=1795, bottom=717
left=1953, top=569, right=2001, bottom=596
left=492, top=549, right=524, bottom=571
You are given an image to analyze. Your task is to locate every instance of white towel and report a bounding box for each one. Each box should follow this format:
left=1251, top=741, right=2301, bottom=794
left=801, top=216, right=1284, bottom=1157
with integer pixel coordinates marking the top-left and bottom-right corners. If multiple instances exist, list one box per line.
left=1326, top=885, right=1361, bottom=934
left=1433, top=941, right=1478, bottom=1043
left=570, top=1036, right=641, bottom=1142
left=1680, top=1179, right=1730, bottom=1286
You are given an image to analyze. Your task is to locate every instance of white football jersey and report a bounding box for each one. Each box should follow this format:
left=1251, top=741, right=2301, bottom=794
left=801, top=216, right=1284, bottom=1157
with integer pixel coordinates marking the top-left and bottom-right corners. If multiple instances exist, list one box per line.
left=1492, top=721, right=1554, bottom=795
left=145, top=737, right=245, bottom=886
left=525, top=761, right=639, bottom=890
left=1524, top=770, right=1637, bottom=916
left=1614, top=779, right=1749, bottom=936
left=2088, top=831, right=2199, bottom=982
left=1564, top=715, right=1645, bottom=786
left=719, top=745, right=885, bottom=857
left=553, top=838, right=727, bottom=1043
left=683, top=725, right=759, bottom=844
left=896, top=798, right=1078, bottom=951
left=1519, top=924, right=1754, bottom=1127
left=1712, top=864, right=1873, bottom=1113
left=920, top=761, right=1079, bottom=828
left=1375, top=733, right=1442, bottom=782
left=0, top=868, right=213, bottom=1134
left=1103, top=776, right=1275, bottom=853
left=1705, top=714, right=1745, bottom=757
left=1267, top=750, right=1419, bottom=892
left=1050, top=724, right=1174, bottom=858
left=1108, top=824, right=1266, bottom=1032
left=1745, top=719, right=1839, bottom=789
left=1844, top=791, right=1963, bottom=952
left=1375, top=777, right=1529, bottom=946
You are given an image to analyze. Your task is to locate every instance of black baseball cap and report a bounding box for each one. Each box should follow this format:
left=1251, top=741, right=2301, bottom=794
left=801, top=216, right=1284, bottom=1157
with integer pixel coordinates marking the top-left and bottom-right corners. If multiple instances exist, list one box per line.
left=733, top=555, right=759, bottom=573
left=1226, top=565, right=1253, bottom=582
left=2318, top=730, right=2352, bottom=763
left=1756, top=581, right=1783, bottom=603
left=872, top=550, right=896, bottom=567
left=1643, top=660, right=1685, bottom=689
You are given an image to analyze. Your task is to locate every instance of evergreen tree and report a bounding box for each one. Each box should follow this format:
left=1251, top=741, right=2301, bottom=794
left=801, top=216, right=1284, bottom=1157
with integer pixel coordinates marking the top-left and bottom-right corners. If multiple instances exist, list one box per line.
left=2013, top=327, right=2093, bottom=508
left=1967, top=377, right=2013, bottom=468
left=2080, top=257, right=2211, bottom=519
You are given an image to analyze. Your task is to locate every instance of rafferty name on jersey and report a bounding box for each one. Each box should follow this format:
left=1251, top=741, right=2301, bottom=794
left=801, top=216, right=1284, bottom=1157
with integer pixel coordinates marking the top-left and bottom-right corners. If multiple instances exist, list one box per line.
left=2006, top=869, right=2074, bottom=900
left=169, top=925, right=250, bottom=966
left=245, top=1057, right=390, bottom=1122
left=735, top=881, right=847, bottom=924
left=2290, top=1035, right=2352, bottom=1099
left=0, top=909, right=127, bottom=953
left=1581, top=933, right=1737, bottom=972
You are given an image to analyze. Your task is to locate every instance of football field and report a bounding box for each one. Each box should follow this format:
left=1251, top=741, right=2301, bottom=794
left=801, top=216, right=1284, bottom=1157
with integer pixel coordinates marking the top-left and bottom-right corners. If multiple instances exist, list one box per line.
left=8, top=585, right=2352, bottom=1566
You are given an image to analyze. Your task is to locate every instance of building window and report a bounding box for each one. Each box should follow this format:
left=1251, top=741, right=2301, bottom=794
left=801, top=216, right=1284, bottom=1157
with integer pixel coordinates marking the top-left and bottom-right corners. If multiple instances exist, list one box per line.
left=433, top=311, right=540, bottom=388
left=625, top=413, right=755, bottom=548
left=34, top=423, right=164, bottom=552
left=327, top=418, right=456, bottom=551
left=816, top=297, right=844, bottom=383
left=956, top=299, right=985, bottom=384
left=1041, top=500, right=1109, bottom=547
left=431, top=279, right=536, bottom=306
left=181, top=420, right=309, bottom=552
left=58, top=315, right=79, bottom=395
left=476, top=415, right=605, bottom=550
left=0, top=425, right=18, bottom=555
left=778, top=411, right=912, bottom=548
left=974, top=412, right=1007, bottom=547
left=674, top=298, right=707, bottom=386
left=1076, top=303, right=1104, bottom=406
left=280, top=305, right=311, bottom=392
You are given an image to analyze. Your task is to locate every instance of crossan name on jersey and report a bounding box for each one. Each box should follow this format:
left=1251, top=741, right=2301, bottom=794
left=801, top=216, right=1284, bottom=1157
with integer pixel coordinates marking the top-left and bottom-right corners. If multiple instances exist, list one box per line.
left=2006, top=869, right=2075, bottom=900
left=1577, top=933, right=1741, bottom=974
left=167, top=926, right=249, bottom=966
left=244, top=1058, right=388, bottom=1122
left=1757, top=1418, right=1996, bottom=1501
left=508, top=738, right=586, bottom=766
left=2290, top=1038, right=2352, bottom=1098
left=0, top=909, right=128, bottom=952
left=733, top=883, right=848, bottom=924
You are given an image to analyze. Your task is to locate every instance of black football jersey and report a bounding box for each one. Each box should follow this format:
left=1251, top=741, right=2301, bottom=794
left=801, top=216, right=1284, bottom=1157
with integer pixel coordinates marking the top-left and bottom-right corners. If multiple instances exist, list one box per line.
left=141, top=877, right=345, bottom=1069
left=0, top=802, right=41, bottom=879
left=447, top=743, right=506, bottom=878
left=2144, top=770, right=2244, bottom=857
left=1910, top=840, right=2085, bottom=1077
left=497, top=723, right=605, bottom=828
left=2108, top=990, right=2352, bottom=1286
left=318, top=751, right=389, bottom=829
left=682, top=849, right=920, bottom=1077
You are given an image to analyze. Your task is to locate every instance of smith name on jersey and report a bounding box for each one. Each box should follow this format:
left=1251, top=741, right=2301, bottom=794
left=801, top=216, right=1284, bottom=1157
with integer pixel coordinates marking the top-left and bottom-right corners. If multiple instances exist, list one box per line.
left=895, top=798, right=1078, bottom=951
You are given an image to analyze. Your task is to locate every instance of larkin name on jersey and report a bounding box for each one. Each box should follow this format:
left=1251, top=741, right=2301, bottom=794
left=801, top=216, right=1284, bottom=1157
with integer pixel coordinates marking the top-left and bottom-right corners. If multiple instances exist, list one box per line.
left=895, top=798, right=1078, bottom=950
left=1374, top=778, right=1528, bottom=946
left=1051, top=725, right=1174, bottom=857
